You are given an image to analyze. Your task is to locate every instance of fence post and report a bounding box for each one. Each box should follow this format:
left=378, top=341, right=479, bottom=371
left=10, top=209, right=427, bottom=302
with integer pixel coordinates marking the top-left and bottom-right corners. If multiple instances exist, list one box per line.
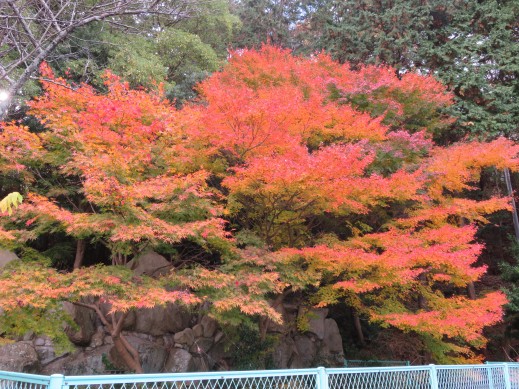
left=49, top=375, right=65, bottom=389
left=429, top=364, right=439, bottom=389
left=317, top=367, right=330, bottom=389
left=504, top=363, right=512, bottom=389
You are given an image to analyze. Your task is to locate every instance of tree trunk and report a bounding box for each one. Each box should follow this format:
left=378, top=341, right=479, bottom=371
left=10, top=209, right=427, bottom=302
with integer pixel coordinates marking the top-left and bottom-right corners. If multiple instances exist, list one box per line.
left=467, top=281, right=476, bottom=300
left=112, top=333, right=143, bottom=373
left=73, top=239, right=86, bottom=269
left=74, top=302, right=143, bottom=372
left=504, top=168, right=519, bottom=241
left=352, top=310, right=366, bottom=346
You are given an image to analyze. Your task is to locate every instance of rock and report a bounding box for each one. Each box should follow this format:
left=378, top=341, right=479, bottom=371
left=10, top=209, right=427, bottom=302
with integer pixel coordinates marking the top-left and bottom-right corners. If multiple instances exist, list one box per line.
left=90, top=327, right=104, bottom=348
left=34, top=337, right=45, bottom=346
left=192, top=356, right=209, bottom=371
left=164, top=304, right=192, bottom=332
left=214, top=331, right=224, bottom=344
left=299, top=307, right=328, bottom=340
left=134, top=305, right=191, bottom=336
left=110, top=335, right=167, bottom=373
left=190, top=337, right=213, bottom=354
left=23, top=331, right=34, bottom=341
left=267, top=304, right=287, bottom=333
left=192, top=324, right=203, bottom=338
left=163, top=334, right=174, bottom=348
left=31, top=336, right=69, bottom=366
left=0, top=341, right=40, bottom=373
left=207, top=340, right=227, bottom=365
left=155, top=337, right=164, bottom=346
left=292, top=336, right=317, bottom=367
left=134, top=308, right=165, bottom=336
left=272, top=336, right=296, bottom=369
left=62, top=301, right=97, bottom=345
left=42, top=345, right=112, bottom=375
left=174, top=328, right=194, bottom=346
left=127, top=251, right=172, bottom=277
left=201, top=315, right=217, bottom=338
left=323, top=319, right=344, bottom=355
left=164, top=348, right=195, bottom=372
left=0, top=249, right=18, bottom=268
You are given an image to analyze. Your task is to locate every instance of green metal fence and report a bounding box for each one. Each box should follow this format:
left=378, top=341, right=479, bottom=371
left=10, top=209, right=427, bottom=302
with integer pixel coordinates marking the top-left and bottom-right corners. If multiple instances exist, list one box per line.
left=1, top=363, right=518, bottom=389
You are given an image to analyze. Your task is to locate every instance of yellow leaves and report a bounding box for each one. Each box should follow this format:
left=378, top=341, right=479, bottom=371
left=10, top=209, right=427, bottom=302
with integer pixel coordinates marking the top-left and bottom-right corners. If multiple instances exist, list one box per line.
left=0, top=192, right=22, bottom=215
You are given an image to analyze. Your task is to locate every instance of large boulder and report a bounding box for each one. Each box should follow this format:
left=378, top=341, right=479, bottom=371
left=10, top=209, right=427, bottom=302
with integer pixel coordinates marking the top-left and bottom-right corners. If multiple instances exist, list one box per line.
left=134, top=305, right=191, bottom=336
left=0, top=249, right=18, bottom=268
left=190, top=337, right=213, bottom=354
left=272, top=336, right=296, bottom=369
left=164, top=348, right=195, bottom=372
left=110, top=334, right=168, bottom=373
left=323, top=319, right=344, bottom=355
left=301, top=308, right=328, bottom=340
left=126, top=251, right=172, bottom=277
left=42, top=345, right=112, bottom=375
left=291, top=336, right=317, bottom=368
left=174, top=328, right=194, bottom=346
left=62, top=302, right=97, bottom=345
left=0, top=341, right=40, bottom=373
left=200, top=315, right=217, bottom=338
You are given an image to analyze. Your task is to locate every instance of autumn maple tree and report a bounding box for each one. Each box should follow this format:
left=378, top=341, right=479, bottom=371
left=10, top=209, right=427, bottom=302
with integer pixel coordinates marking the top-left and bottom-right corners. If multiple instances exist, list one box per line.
left=184, top=46, right=519, bottom=362
left=0, top=64, right=288, bottom=372
left=0, top=46, right=518, bottom=367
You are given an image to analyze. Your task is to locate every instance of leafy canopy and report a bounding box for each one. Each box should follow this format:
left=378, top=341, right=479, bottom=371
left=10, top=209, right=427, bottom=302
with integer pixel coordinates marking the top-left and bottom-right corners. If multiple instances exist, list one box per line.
left=1, top=46, right=518, bottom=363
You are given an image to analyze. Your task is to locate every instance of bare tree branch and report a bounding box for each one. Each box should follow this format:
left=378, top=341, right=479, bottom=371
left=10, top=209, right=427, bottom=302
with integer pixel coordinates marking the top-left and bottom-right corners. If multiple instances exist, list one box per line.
left=0, top=0, right=213, bottom=118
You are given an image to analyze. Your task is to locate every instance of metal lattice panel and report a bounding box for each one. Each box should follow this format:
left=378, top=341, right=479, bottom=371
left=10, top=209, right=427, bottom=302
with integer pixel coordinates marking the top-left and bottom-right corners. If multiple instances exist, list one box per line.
left=65, top=373, right=318, bottom=389
left=436, top=366, right=507, bottom=389
left=329, top=368, right=431, bottom=389
left=509, top=366, right=519, bottom=389
left=3, top=363, right=519, bottom=389
left=0, top=382, right=48, bottom=389
left=0, top=372, right=50, bottom=389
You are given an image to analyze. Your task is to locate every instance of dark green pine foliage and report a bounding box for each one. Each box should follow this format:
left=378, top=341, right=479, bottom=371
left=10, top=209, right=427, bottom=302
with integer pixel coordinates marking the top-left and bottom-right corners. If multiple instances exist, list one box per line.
left=421, top=0, right=519, bottom=139
left=231, top=0, right=310, bottom=50
left=308, top=0, right=433, bottom=71
left=306, top=0, right=519, bottom=140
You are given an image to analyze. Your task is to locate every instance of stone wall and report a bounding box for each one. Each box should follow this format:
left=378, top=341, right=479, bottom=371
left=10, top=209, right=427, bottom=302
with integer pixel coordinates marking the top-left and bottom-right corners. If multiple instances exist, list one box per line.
left=0, top=252, right=344, bottom=374
left=0, top=302, right=344, bottom=374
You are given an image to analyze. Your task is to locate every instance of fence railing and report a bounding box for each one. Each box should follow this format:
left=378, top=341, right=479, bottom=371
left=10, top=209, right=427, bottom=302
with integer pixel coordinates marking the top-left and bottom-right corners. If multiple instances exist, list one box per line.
left=1, top=364, right=519, bottom=389
left=343, top=359, right=410, bottom=367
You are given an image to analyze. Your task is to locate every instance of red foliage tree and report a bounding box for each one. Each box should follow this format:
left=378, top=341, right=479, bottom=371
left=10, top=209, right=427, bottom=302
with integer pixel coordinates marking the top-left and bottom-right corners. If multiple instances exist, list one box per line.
left=185, top=46, right=519, bottom=362
left=1, top=46, right=518, bottom=365
left=0, top=64, right=289, bottom=372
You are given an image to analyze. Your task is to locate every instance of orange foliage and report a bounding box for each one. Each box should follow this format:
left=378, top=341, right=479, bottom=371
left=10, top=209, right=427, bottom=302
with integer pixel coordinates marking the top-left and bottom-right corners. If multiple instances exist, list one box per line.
left=1, top=47, right=518, bottom=362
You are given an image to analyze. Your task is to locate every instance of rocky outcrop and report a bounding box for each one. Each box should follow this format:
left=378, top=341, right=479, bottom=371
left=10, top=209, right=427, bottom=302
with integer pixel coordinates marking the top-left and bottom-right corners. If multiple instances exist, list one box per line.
left=41, top=345, right=112, bottom=375
left=111, top=334, right=168, bottom=373
left=0, top=341, right=40, bottom=373
left=133, top=305, right=191, bottom=336
left=63, top=302, right=97, bottom=346
left=1, top=304, right=344, bottom=374
left=0, top=249, right=18, bottom=268
left=0, top=252, right=345, bottom=374
left=126, top=251, right=172, bottom=277
left=164, top=348, right=195, bottom=372
left=273, top=306, right=344, bottom=368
